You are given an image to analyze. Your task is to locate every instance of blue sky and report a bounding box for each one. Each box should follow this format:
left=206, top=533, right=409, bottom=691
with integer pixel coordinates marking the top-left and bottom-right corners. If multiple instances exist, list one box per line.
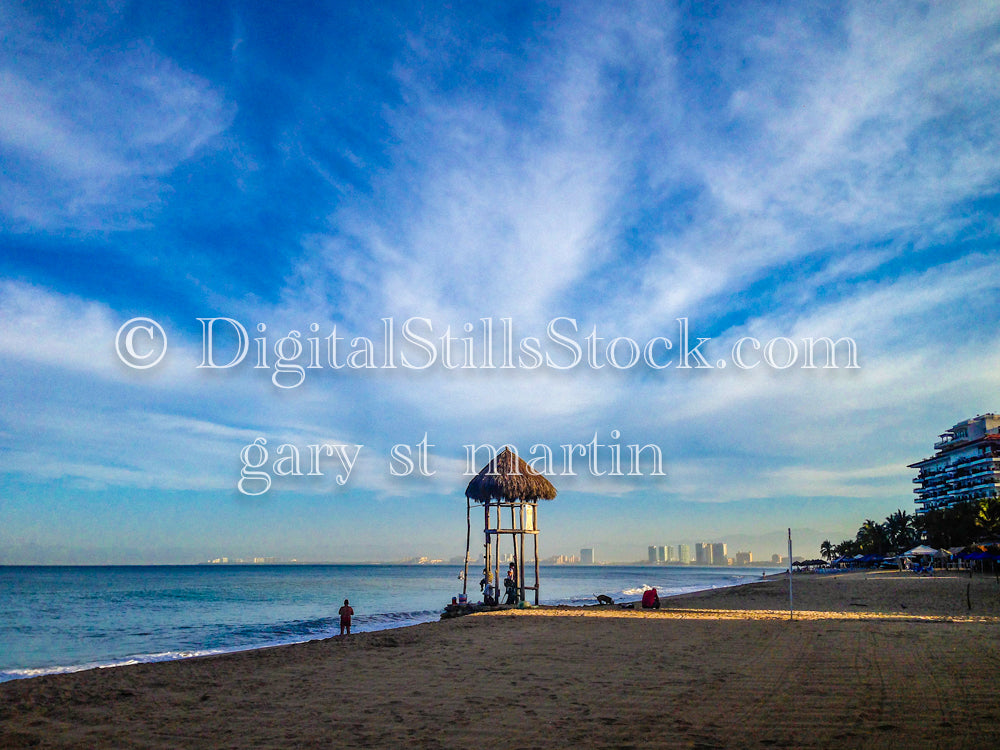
left=2, top=0, right=999, bottom=564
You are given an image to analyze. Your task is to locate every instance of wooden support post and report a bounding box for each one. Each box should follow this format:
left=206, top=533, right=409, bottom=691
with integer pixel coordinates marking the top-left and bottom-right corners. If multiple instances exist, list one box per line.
left=493, top=502, right=500, bottom=601
left=510, top=504, right=518, bottom=602
left=483, top=502, right=490, bottom=597
left=519, top=530, right=525, bottom=602
left=463, top=496, right=470, bottom=597
left=533, top=520, right=540, bottom=605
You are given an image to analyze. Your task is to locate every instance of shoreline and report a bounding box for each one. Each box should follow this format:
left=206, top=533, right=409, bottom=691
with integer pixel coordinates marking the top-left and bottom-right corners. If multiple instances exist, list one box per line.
left=0, top=566, right=765, bottom=684
left=1, top=567, right=988, bottom=685
left=0, top=610, right=445, bottom=685
left=4, top=569, right=1000, bottom=747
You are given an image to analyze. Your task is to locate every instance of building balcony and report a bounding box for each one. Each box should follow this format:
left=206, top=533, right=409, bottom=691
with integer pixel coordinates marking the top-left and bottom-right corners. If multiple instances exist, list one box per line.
left=968, top=467, right=999, bottom=480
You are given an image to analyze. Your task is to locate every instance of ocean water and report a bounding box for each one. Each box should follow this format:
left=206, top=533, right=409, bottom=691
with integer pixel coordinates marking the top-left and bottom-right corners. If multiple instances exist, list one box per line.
left=0, top=564, right=765, bottom=682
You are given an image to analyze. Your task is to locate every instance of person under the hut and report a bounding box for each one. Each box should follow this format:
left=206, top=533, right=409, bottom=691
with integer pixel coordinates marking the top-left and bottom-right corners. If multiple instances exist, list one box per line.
left=480, top=569, right=496, bottom=606
left=503, top=565, right=518, bottom=605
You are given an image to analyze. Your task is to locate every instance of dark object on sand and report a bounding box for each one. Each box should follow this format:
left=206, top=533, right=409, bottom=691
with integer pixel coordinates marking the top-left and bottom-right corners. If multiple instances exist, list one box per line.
left=595, top=594, right=614, bottom=605
left=441, top=602, right=476, bottom=619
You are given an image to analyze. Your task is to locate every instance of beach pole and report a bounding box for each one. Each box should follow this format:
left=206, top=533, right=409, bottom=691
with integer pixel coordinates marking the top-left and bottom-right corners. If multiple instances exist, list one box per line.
left=788, top=528, right=794, bottom=620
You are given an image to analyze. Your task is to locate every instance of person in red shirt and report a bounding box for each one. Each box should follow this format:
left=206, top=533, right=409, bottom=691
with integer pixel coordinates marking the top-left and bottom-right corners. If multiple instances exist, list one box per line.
left=641, top=588, right=660, bottom=609
left=339, top=598, right=354, bottom=635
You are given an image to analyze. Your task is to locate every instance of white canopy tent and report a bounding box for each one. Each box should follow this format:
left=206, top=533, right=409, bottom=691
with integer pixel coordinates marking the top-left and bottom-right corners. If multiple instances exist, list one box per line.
left=903, top=545, right=939, bottom=557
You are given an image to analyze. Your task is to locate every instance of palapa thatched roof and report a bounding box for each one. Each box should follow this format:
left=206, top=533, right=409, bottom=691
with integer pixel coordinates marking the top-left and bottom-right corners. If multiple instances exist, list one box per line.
left=465, top=447, right=557, bottom=503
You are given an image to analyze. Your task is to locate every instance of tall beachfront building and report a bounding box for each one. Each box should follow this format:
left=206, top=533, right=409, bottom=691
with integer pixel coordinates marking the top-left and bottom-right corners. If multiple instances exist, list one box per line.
left=580, top=548, right=595, bottom=565
left=909, top=414, right=1000, bottom=514
left=678, top=544, right=691, bottom=564
left=695, top=543, right=713, bottom=565
left=648, top=545, right=671, bottom=563
left=711, top=542, right=728, bottom=566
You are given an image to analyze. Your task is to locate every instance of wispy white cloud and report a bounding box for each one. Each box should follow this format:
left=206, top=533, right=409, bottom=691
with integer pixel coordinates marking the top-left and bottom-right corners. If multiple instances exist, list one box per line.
left=619, top=0, right=1000, bottom=331
left=246, top=1, right=1000, bottom=521
left=0, top=7, right=234, bottom=231
left=277, top=5, right=688, bottom=332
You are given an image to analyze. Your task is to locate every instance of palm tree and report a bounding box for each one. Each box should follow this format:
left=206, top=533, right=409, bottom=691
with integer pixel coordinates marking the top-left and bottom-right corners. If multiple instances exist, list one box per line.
left=919, top=502, right=979, bottom=547
left=857, top=519, right=888, bottom=555
left=884, top=509, right=916, bottom=553
left=915, top=507, right=942, bottom=545
left=834, top=538, right=859, bottom=559
left=977, top=494, right=1000, bottom=539
left=820, top=539, right=833, bottom=561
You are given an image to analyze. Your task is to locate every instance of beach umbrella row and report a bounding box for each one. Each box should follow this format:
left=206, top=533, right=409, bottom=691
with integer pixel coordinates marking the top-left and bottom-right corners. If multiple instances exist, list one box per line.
left=958, top=551, right=1000, bottom=561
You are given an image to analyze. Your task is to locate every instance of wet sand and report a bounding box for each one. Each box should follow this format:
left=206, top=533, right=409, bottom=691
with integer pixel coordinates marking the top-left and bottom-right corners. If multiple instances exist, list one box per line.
left=3, top=569, right=1000, bottom=748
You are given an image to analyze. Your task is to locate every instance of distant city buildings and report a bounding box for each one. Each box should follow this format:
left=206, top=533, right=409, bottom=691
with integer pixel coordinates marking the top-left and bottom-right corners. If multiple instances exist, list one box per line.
left=648, top=545, right=671, bottom=563
left=640, top=543, right=766, bottom=566
left=909, top=413, right=1000, bottom=514
left=548, top=554, right=580, bottom=564
left=580, top=548, right=595, bottom=565
left=711, top=542, right=728, bottom=566
left=695, top=542, right=712, bottom=565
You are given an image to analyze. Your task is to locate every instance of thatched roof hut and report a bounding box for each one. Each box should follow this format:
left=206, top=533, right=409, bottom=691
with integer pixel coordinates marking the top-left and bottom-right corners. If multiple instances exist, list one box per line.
left=465, top=447, right=557, bottom=503
left=462, top=447, right=557, bottom=606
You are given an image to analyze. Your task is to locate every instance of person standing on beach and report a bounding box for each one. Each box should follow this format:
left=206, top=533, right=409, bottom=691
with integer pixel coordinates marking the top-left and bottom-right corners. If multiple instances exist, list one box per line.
left=339, top=599, right=354, bottom=636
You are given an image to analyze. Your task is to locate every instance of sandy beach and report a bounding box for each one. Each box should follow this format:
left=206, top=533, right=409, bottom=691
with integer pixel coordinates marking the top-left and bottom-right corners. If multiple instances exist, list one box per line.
left=3, top=569, right=1000, bottom=749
